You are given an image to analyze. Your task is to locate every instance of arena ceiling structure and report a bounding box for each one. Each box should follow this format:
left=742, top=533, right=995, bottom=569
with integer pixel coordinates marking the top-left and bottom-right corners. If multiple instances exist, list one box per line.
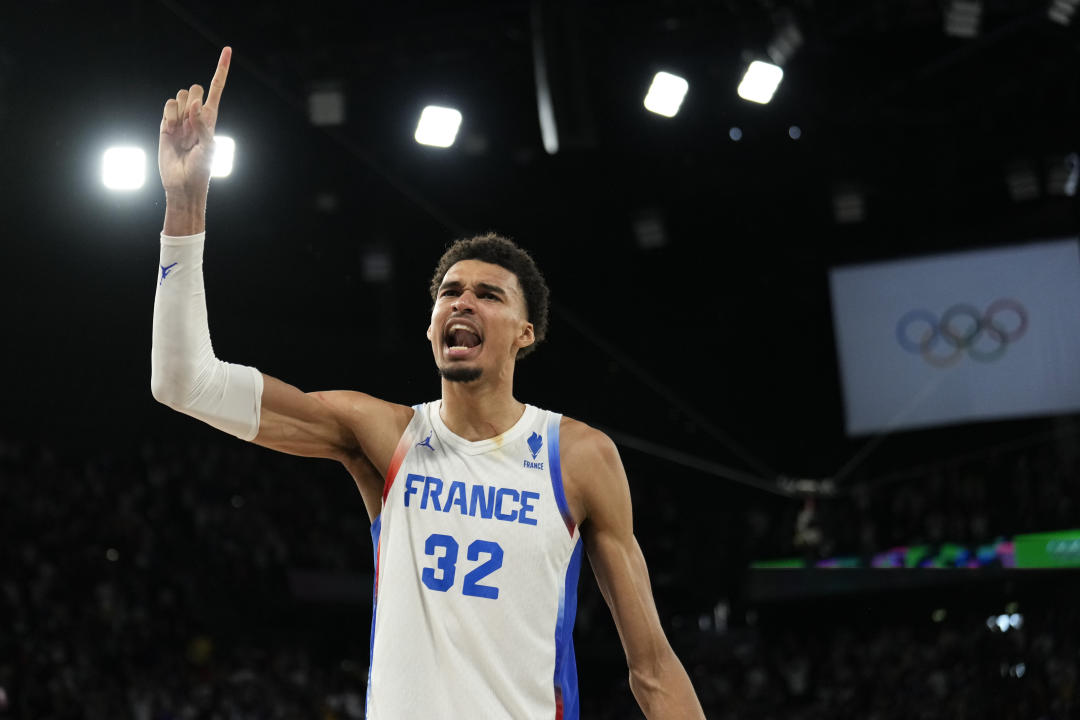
left=3, top=0, right=1080, bottom=501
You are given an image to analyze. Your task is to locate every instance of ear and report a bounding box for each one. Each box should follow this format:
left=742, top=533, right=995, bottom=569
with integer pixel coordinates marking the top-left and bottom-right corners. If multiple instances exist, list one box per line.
left=516, top=322, right=535, bottom=350
left=426, top=324, right=433, bottom=341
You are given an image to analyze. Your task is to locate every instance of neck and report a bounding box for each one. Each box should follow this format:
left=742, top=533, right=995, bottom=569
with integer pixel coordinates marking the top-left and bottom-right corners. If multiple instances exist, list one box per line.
left=439, top=367, right=524, bottom=441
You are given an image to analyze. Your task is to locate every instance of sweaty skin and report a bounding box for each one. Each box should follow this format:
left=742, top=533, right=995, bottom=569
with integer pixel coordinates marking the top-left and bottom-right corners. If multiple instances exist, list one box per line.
left=156, top=46, right=705, bottom=719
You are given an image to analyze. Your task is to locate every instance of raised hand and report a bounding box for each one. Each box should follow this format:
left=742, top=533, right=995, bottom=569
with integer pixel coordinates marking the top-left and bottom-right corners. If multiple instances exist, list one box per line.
left=158, top=47, right=231, bottom=199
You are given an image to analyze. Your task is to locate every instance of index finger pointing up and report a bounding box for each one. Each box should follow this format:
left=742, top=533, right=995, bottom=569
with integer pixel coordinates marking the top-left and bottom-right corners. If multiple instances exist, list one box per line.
left=205, top=46, right=232, bottom=112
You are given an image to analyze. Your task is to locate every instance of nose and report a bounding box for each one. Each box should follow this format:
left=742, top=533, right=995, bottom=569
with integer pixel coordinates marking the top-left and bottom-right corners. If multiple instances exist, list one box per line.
left=451, top=291, right=476, bottom=314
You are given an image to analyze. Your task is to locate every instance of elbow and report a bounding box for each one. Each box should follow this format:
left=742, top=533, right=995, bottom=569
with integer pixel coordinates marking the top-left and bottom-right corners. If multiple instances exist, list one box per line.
left=629, top=663, right=664, bottom=703
left=150, top=369, right=178, bottom=408
left=628, top=653, right=668, bottom=711
left=628, top=645, right=691, bottom=715
left=150, top=353, right=191, bottom=409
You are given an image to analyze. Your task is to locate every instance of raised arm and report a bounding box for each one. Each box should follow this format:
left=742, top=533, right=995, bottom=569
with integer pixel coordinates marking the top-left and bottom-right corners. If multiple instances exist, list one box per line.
left=151, top=47, right=409, bottom=495
left=562, top=421, right=705, bottom=720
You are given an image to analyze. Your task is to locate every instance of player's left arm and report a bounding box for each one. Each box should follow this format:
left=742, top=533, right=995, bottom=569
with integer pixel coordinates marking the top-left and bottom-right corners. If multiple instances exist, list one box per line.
left=563, top=421, right=706, bottom=720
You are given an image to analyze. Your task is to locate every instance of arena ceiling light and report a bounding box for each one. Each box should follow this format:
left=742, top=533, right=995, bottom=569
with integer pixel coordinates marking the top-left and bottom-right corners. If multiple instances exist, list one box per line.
left=1005, top=161, right=1040, bottom=202
left=211, top=136, right=235, bottom=178
left=643, top=71, right=689, bottom=118
left=1046, top=153, right=1080, bottom=196
left=415, top=105, right=463, bottom=148
left=944, top=0, right=982, bottom=37
left=833, top=186, right=866, bottom=224
left=308, top=86, right=346, bottom=126
left=737, top=61, right=783, bottom=105
left=985, top=613, right=1023, bottom=632
left=102, top=146, right=146, bottom=190
left=1049, top=0, right=1080, bottom=25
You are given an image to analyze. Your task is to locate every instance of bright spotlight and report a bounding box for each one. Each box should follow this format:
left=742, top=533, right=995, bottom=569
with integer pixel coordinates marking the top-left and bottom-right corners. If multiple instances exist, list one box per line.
left=415, top=106, right=462, bottom=148
left=211, top=136, right=235, bottom=178
left=102, top=146, right=146, bottom=190
left=643, top=71, right=689, bottom=118
left=737, top=61, right=784, bottom=105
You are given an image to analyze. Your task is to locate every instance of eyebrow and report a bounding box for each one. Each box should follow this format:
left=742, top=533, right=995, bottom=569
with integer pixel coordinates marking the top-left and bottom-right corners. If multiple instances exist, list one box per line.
left=439, top=280, right=509, bottom=297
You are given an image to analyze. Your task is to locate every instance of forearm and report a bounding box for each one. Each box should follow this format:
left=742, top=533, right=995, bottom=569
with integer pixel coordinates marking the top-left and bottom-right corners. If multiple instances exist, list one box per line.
left=150, top=230, right=263, bottom=440
left=629, top=648, right=706, bottom=720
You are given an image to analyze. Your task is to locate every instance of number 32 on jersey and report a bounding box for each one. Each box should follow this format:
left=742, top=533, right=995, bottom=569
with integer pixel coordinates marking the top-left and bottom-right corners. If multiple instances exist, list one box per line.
left=422, top=533, right=504, bottom=599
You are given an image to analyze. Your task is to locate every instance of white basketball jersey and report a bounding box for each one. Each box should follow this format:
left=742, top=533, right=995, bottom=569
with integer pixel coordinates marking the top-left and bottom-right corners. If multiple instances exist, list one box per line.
left=366, top=401, right=583, bottom=720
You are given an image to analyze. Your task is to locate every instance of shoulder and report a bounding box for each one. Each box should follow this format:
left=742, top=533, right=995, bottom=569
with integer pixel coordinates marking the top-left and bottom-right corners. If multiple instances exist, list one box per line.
left=558, top=416, right=628, bottom=525
left=559, top=415, right=620, bottom=470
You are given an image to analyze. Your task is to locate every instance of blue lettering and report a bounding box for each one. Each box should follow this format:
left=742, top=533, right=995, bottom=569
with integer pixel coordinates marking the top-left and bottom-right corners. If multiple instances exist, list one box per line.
left=445, top=481, right=468, bottom=515
left=470, top=484, right=495, bottom=519
left=406, top=478, right=541, bottom=527
left=404, top=473, right=423, bottom=507
left=421, top=476, right=444, bottom=511
left=519, top=490, right=539, bottom=526
left=495, top=488, right=519, bottom=522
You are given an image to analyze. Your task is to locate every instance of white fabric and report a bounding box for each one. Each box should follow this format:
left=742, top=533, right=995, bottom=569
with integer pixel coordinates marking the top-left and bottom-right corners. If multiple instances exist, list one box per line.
left=367, top=401, right=582, bottom=720
left=150, top=232, right=263, bottom=441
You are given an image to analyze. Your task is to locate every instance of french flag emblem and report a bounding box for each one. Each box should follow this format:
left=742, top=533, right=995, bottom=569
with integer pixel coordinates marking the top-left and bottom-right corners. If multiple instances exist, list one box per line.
left=527, top=432, right=543, bottom=460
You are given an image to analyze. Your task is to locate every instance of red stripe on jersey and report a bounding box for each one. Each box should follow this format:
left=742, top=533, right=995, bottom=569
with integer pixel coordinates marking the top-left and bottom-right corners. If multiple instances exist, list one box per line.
left=382, top=429, right=414, bottom=503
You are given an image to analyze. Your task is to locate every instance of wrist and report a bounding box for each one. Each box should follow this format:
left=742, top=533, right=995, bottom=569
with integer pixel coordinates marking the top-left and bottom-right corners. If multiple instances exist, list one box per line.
left=163, top=193, right=207, bottom=236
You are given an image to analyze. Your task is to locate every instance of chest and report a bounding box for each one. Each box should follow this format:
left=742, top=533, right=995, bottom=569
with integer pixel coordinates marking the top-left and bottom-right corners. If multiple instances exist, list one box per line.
left=395, top=431, right=583, bottom=546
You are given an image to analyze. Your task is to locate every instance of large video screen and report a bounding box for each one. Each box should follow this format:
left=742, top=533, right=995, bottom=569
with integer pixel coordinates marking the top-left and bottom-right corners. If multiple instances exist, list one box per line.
left=750, top=528, right=1080, bottom=569
left=829, top=239, right=1080, bottom=435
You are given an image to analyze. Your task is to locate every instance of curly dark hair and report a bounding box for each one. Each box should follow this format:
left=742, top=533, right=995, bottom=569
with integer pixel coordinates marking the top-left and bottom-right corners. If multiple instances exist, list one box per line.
left=429, top=232, right=550, bottom=359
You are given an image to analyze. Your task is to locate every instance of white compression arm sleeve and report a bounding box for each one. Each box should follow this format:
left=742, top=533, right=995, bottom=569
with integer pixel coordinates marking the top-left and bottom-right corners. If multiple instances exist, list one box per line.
left=150, top=232, right=263, bottom=441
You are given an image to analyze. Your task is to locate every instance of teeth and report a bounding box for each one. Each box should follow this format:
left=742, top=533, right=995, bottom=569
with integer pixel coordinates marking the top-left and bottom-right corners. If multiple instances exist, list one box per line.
left=446, top=322, right=481, bottom=346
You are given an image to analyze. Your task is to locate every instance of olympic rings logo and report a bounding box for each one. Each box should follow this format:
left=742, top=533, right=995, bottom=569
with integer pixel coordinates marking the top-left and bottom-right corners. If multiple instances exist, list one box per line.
left=895, top=299, right=1028, bottom=367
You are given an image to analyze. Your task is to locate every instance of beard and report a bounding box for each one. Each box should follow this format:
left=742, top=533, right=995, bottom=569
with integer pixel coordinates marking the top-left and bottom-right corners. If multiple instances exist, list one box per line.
left=438, top=365, right=483, bottom=383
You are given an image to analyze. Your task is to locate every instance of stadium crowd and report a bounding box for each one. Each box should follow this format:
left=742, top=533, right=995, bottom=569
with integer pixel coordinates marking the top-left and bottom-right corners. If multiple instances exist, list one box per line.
left=744, top=426, right=1080, bottom=564
left=1, top=433, right=1078, bottom=718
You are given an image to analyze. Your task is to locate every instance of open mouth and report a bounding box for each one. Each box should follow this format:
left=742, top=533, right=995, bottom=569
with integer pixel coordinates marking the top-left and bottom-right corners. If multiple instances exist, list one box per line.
left=444, top=322, right=482, bottom=358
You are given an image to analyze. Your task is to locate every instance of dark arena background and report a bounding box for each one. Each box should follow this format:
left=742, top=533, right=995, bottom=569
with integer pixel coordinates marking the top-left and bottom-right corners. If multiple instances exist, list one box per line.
left=4, top=1, right=1080, bottom=718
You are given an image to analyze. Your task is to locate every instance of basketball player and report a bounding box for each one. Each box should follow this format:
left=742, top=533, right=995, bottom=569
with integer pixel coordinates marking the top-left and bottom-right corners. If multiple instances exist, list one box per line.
left=152, top=47, right=705, bottom=719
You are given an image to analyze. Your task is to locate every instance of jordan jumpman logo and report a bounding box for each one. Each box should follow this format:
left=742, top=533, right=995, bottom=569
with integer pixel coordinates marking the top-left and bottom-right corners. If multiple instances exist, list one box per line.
left=159, top=262, right=178, bottom=286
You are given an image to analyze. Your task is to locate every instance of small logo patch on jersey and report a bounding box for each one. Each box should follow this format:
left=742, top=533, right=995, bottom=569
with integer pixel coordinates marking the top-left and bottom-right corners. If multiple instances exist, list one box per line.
left=159, top=262, right=178, bottom=286
left=416, top=434, right=435, bottom=452
left=527, top=432, right=543, bottom=459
